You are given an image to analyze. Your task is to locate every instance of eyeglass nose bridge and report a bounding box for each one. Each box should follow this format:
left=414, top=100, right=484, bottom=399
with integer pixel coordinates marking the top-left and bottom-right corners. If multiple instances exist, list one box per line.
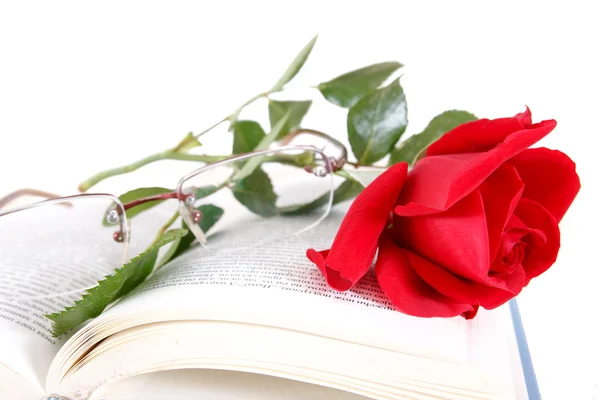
left=111, top=191, right=187, bottom=243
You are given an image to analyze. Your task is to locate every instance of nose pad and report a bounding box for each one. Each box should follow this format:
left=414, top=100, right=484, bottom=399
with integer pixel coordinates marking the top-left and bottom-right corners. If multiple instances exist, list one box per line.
left=303, top=165, right=329, bottom=177
left=112, top=230, right=125, bottom=243
left=184, top=207, right=208, bottom=246
left=312, top=165, right=329, bottom=177
left=190, top=209, right=202, bottom=224
left=105, top=209, right=120, bottom=225
left=106, top=207, right=127, bottom=243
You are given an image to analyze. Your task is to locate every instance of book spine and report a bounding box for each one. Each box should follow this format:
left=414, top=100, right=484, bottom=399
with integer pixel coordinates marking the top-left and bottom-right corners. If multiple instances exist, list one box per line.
left=509, top=299, right=541, bottom=400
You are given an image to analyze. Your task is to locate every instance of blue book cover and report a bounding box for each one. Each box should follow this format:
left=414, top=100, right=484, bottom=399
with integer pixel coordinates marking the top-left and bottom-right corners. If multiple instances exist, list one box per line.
left=509, top=299, right=541, bottom=400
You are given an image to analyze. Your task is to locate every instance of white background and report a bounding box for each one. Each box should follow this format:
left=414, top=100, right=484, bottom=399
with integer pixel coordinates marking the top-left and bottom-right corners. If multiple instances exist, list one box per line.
left=1, top=1, right=598, bottom=399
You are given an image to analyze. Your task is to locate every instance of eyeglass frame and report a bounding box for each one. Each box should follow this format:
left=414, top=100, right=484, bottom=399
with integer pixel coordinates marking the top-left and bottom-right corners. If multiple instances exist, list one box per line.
left=0, top=128, right=348, bottom=247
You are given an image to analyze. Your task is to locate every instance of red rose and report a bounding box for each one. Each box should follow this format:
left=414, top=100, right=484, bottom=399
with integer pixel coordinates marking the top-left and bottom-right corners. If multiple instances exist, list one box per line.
left=307, top=108, right=580, bottom=318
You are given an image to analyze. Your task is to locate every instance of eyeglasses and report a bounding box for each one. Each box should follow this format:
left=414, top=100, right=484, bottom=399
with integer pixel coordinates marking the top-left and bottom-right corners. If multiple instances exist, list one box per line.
left=0, top=129, right=348, bottom=305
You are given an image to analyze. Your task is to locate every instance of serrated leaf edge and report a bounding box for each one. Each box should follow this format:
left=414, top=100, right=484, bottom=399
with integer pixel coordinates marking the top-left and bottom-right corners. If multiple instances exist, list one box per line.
left=45, top=229, right=187, bottom=336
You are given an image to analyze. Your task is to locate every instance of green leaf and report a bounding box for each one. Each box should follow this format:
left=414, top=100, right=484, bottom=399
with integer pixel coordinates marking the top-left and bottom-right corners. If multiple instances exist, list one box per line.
left=254, top=111, right=290, bottom=151
left=347, top=78, right=408, bottom=165
left=177, top=132, right=202, bottom=152
left=197, top=205, right=224, bottom=235
left=271, top=35, right=318, bottom=91
left=318, top=62, right=403, bottom=108
left=46, top=229, right=187, bottom=337
left=232, top=111, right=290, bottom=181
left=194, top=185, right=219, bottom=199
left=232, top=120, right=266, bottom=154
left=103, top=187, right=172, bottom=226
left=268, top=100, right=312, bottom=139
left=280, top=178, right=364, bottom=215
left=343, top=168, right=386, bottom=187
left=232, top=167, right=278, bottom=217
left=158, top=204, right=224, bottom=265
left=389, top=110, right=477, bottom=166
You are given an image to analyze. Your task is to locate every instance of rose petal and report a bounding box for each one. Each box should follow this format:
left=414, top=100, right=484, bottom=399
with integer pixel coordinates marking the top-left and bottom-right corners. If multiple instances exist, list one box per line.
left=510, top=147, right=581, bottom=222
left=488, top=264, right=527, bottom=303
left=393, top=190, right=492, bottom=283
left=504, top=214, right=548, bottom=248
left=395, top=114, right=556, bottom=217
left=375, top=233, right=475, bottom=318
left=394, top=153, right=477, bottom=216
left=401, top=248, right=518, bottom=310
left=426, top=107, right=533, bottom=157
left=306, top=162, right=408, bottom=291
left=462, top=305, right=479, bottom=320
left=478, top=163, right=524, bottom=261
left=514, top=198, right=561, bottom=282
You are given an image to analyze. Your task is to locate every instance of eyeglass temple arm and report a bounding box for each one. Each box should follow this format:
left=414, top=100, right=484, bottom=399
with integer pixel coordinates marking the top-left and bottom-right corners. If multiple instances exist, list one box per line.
left=0, top=188, right=64, bottom=211
left=279, top=128, right=348, bottom=172
left=0, top=188, right=182, bottom=214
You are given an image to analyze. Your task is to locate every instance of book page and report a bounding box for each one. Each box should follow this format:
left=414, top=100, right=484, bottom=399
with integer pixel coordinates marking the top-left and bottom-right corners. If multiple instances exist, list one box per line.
left=0, top=201, right=168, bottom=391
left=0, top=292, right=69, bottom=392
left=91, top=369, right=371, bottom=400
left=46, top=187, right=515, bottom=396
left=56, top=318, right=506, bottom=399
left=0, top=363, right=43, bottom=400
left=105, top=203, right=470, bottom=360
left=49, top=196, right=517, bottom=396
left=89, top=198, right=511, bottom=383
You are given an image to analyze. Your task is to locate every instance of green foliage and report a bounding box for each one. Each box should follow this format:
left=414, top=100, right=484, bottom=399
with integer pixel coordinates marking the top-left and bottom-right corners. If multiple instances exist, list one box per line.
left=176, top=132, right=202, bottom=152
left=318, top=62, right=403, bottom=108
left=347, top=78, right=408, bottom=165
left=254, top=111, right=290, bottom=152
left=389, top=110, right=477, bottom=166
left=280, top=178, right=364, bottom=215
left=69, top=35, right=480, bottom=329
left=233, top=120, right=266, bottom=154
left=103, top=187, right=172, bottom=225
left=46, top=229, right=187, bottom=337
left=197, top=204, right=224, bottom=231
left=271, top=35, right=318, bottom=91
left=232, top=167, right=278, bottom=217
left=158, top=204, right=224, bottom=266
left=194, top=185, right=219, bottom=199
left=342, top=168, right=386, bottom=187
left=232, top=112, right=289, bottom=182
left=268, top=100, right=312, bottom=139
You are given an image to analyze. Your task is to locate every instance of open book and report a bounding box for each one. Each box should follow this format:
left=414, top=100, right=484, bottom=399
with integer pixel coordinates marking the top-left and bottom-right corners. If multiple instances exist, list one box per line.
left=0, top=197, right=536, bottom=400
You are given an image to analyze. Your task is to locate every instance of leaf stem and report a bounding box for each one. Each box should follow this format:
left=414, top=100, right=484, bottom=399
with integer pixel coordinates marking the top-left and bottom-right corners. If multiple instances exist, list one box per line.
left=151, top=211, right=180, bottom=246
left=197, top=91, right=275, bottom=138
left=165, top=153, right=228, bottom=163
left=345, top=161, right=387, bottom=169
left=193, top=116, right=230, bottom=139
left=80, top=88, right=283, bottom=192
left=225, top=92, right=269, bottom=127
left=78, top=152, right=230, bottom=192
